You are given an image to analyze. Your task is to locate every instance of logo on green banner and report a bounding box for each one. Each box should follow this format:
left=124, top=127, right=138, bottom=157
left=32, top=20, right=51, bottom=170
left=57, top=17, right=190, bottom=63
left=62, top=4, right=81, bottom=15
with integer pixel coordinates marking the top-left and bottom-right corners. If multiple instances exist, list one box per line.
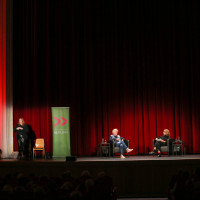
left=51, top=107, right=71, bottom=157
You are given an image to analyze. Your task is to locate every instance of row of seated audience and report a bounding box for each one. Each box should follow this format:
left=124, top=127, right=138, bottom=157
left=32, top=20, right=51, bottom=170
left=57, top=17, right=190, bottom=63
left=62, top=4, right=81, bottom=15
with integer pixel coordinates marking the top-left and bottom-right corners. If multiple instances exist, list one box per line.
left=0, top=170, right=117, bottom=200
left=1, top=166, right=199, bottom=199
left=168, top=168, right=200, bottom=200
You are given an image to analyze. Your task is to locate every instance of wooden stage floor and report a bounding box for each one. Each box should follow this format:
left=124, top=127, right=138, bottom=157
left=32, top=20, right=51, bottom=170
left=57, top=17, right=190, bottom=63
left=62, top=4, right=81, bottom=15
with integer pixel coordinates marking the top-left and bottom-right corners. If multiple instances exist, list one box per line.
left=1, top=155, right=200, bottom=198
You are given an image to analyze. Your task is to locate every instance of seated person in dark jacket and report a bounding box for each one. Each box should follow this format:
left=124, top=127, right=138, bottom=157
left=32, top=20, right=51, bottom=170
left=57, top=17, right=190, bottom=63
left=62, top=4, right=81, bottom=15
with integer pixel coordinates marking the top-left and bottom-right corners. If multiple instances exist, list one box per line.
left=151, top=129, right=170, bottom=157
left=109, top=129, right=133, bottom=159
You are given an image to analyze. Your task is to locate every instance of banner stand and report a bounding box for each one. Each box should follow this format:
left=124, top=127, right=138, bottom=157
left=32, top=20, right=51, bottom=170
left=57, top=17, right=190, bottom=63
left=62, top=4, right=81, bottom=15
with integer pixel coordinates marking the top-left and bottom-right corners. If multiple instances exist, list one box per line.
left=51, top=107, right=71, bottom=157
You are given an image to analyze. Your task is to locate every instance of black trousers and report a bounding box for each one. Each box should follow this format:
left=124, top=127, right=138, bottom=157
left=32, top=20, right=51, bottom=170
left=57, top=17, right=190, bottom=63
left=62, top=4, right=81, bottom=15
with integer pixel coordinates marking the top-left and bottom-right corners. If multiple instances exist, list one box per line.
left=154, top=141, right=166, bottom=151
left=17, top=134, right=26, bottom=156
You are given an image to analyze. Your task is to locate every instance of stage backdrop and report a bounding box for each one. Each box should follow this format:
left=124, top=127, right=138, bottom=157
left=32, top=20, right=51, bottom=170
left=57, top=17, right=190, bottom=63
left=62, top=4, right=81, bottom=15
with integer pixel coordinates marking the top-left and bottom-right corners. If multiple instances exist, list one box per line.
left=13, top=1, right=200, bottom=156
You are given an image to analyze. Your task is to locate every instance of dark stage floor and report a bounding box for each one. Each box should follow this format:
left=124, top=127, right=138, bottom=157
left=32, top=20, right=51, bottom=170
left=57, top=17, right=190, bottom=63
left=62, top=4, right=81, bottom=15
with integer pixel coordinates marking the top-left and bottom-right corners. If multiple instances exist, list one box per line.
left=2, top=154, right=200, bottom=162
left=67, top=154, right=200, bottom=162
left=1, top=155, right=200, bottom=198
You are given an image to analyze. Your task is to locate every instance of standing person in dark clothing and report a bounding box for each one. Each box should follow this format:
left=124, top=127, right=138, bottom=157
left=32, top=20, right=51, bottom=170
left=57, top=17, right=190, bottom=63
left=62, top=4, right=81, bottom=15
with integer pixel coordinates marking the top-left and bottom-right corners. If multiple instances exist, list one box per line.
left=14, top=118, right=29, bottom=159
left=151, top=129, right=170, bottom=157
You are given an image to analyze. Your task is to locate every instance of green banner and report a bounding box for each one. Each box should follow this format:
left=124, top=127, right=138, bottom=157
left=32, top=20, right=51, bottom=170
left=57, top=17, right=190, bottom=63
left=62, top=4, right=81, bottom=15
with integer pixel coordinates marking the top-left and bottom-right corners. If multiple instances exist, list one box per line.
left=51, top=107, right=71, bottom=157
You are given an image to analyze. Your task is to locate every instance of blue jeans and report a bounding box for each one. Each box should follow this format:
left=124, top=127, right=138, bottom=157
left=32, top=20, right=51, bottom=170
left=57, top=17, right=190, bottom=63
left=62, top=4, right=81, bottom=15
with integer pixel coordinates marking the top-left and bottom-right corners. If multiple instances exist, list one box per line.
left=115, top=141, right=128, bottom=155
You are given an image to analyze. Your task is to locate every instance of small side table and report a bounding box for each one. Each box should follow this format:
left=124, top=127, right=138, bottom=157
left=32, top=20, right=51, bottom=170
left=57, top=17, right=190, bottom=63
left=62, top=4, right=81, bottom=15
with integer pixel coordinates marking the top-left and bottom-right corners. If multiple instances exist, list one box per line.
left=172, top=140, right=185, bottom=156
left=95, top=144, right=101, bottom=156
left=100, top=142, right=110, bottom=157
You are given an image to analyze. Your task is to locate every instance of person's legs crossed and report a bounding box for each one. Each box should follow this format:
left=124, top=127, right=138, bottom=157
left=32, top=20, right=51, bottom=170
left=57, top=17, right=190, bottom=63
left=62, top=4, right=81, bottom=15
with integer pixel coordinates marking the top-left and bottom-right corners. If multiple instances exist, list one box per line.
left=156, top=141, right=164, bottom=156
left=121, top=141, right=128, bottom=149
left=116, top=142, right=124, bottom=155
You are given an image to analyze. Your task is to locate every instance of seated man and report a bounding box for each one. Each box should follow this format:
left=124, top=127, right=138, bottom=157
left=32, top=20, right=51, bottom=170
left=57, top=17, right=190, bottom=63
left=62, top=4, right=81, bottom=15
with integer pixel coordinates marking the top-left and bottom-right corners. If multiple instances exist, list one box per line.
left=150, top=129, right=170, bottom=157
left=109, top=129, right=133, bottom=159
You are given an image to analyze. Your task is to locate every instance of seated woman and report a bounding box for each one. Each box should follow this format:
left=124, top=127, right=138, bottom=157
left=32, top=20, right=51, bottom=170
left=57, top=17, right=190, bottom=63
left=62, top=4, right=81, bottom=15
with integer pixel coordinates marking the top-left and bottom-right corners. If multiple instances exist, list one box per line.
left=109, top=129, right=133, bottom=159
left=150, top=129, right=170, bottom=157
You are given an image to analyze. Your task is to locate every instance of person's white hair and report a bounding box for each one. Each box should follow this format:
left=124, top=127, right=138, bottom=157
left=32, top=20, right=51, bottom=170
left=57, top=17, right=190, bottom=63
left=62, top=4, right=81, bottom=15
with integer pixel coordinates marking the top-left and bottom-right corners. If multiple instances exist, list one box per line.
left=112, top=129, right=118, bottom=134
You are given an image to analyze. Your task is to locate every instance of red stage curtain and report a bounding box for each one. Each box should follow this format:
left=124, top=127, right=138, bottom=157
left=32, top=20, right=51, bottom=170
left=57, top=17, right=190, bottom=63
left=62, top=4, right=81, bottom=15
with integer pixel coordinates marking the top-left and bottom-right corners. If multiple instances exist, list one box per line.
left=13, top=1, right=200, bottom=155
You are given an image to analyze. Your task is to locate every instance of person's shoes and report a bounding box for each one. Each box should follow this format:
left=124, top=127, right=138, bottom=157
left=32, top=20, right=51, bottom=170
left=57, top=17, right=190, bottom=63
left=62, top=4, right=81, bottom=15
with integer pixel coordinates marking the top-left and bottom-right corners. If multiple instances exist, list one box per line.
left=127, top=148, right=134, bottom=153
left=158, top=154, right=161, bottom=157
left=120, top=155, right=126, bottom=159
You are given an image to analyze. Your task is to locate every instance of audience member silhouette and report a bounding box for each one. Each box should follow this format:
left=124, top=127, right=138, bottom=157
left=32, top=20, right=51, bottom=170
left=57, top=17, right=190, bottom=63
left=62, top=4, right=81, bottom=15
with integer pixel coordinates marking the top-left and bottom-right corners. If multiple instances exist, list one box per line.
left=0, top=170, right=117, bottom=200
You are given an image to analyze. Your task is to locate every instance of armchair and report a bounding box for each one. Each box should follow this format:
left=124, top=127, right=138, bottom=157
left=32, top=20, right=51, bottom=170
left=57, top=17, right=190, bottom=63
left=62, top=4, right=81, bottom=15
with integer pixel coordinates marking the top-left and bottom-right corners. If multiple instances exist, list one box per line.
left=108, top=139, right=129, bottom=156
left=152, top=138, right=174, bottom=156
